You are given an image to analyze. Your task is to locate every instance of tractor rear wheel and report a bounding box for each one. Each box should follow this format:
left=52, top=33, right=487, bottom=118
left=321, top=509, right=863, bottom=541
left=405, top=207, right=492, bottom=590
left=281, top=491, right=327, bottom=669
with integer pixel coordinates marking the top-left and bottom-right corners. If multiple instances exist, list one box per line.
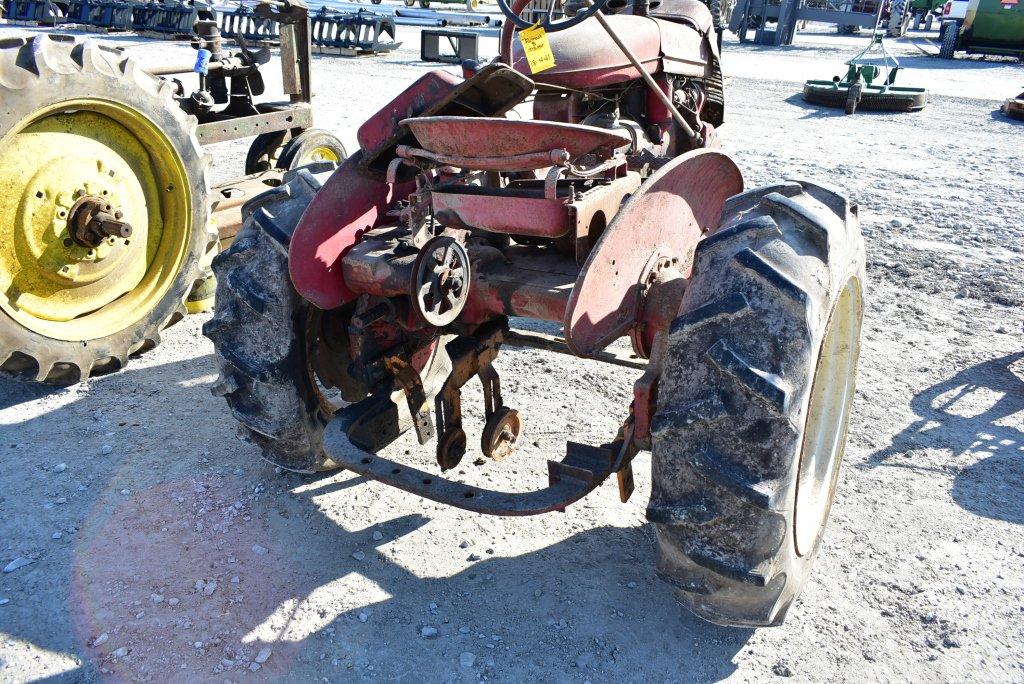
left=204, top=165, right=450, bottom=473
left=204, top=166, right=347, bottom=472
left=648, top=180, right=865, bottom=627
left=0, top=34, right=214, bottom=384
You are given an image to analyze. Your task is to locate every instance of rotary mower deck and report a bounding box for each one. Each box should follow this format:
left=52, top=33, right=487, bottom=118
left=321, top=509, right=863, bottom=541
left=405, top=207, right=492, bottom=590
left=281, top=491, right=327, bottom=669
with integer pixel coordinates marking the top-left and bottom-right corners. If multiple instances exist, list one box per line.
left=803, top=25, right=927, bottom=114
left=206, top=0, right=867, bottom=628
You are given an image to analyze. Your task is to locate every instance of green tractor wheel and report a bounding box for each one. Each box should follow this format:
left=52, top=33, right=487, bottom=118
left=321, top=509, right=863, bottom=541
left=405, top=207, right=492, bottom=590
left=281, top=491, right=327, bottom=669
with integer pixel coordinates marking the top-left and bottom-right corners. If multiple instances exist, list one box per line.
left=0, top=35, right=215, bottom=384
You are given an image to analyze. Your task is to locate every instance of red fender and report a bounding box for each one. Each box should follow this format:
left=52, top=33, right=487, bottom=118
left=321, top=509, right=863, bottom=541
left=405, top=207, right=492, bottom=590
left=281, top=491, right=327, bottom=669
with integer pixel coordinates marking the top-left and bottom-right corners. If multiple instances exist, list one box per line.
left=564, top=149, right=743, bottom=357
left=289, top=151, right=414, bottom=310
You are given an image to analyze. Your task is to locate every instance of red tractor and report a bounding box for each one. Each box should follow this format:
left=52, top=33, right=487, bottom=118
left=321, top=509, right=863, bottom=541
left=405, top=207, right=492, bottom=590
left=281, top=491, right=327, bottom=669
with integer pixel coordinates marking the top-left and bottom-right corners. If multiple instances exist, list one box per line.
left=205, top=0, right=866, bottom=627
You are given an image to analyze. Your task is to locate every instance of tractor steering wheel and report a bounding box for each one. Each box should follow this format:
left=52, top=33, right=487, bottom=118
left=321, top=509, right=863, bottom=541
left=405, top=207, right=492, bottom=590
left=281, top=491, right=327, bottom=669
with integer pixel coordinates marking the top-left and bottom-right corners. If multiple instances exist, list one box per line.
left=498, top=0, right=608, bottom=64
left=496, top=0, right=609, bottom=31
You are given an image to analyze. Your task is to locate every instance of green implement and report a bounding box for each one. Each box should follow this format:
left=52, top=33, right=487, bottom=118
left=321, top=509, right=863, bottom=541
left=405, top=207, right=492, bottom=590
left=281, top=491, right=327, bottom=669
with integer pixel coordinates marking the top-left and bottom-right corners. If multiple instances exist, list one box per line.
left=941, top=0, right=1024, bottom=59
left=803, top=29, right=927, bottom=115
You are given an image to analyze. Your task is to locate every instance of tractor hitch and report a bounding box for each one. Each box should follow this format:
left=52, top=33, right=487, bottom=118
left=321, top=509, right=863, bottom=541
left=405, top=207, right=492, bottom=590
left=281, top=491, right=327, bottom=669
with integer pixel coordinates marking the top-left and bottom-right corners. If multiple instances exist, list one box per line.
left=323, top=395, right=639, bottom=515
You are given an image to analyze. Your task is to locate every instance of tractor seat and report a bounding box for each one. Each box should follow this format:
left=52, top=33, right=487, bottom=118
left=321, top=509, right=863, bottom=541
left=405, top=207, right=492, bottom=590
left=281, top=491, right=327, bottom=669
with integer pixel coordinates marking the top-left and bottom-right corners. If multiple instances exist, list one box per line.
left=402, top=117, right=630, bottom=166
left=510, top=14, right=662, bottom=89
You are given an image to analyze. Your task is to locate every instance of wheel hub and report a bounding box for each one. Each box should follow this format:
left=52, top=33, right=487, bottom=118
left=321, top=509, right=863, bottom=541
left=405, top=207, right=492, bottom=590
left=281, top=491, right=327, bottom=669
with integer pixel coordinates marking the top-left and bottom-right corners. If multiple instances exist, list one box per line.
left=68, top=195, right=133, bottom=249
left=0, top=105, right=190, bottom=341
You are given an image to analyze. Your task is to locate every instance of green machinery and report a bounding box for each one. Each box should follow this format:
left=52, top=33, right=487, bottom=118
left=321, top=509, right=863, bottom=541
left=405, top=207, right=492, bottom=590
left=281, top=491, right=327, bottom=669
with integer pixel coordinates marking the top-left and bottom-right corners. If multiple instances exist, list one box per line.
left=909, top=0, right=944, bottom=30
left=940, top=0, right=1024, bottom=59
left=803, top=28, right=927, bottom=114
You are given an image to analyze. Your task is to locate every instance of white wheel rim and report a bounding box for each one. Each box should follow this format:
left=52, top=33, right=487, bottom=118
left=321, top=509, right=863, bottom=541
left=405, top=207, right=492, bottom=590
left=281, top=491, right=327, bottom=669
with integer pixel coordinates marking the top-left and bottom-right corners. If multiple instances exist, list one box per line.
left=794, top=276, right=863, bottom=556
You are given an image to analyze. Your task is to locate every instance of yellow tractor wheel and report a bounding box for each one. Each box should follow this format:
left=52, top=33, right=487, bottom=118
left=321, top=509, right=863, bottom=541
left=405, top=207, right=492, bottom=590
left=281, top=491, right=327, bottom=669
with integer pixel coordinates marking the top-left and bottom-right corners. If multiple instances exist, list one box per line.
left=0, top=34, right=216, bottom=384
left=244, top=128, right=346, bottom=175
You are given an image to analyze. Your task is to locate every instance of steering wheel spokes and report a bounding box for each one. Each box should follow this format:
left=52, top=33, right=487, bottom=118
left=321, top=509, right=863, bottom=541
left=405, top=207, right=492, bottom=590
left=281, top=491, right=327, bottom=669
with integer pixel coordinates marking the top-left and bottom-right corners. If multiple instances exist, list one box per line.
left=496, top=0, right=609, bottom=32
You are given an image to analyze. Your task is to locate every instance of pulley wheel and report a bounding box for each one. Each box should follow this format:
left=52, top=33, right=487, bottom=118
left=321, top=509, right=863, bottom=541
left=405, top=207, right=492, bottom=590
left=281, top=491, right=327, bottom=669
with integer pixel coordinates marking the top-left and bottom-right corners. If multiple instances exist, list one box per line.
left=481, top=407, right=521, bottom=461
left=413, top=236, right=470, bottom=327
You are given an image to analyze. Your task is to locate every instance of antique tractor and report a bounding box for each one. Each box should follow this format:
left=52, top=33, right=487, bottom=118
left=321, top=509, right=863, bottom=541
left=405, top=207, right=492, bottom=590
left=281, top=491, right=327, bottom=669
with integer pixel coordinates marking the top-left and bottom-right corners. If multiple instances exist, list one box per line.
left=206, top=0, right=866, bottom=627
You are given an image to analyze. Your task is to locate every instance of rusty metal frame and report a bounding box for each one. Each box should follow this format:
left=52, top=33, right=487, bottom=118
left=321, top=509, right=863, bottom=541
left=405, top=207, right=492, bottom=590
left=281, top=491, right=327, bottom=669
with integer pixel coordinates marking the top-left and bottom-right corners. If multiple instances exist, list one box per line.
left=433, top=320, right=506, bottom=470
left=196, top=103, right=313, bottom=145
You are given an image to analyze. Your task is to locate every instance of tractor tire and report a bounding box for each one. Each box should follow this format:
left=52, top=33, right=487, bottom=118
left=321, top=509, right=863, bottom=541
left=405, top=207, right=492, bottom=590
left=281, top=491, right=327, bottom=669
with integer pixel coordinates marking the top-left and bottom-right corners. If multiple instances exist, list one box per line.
left=939, top=21, right=958, bottom=59
left=245, top=129, right=346, bottom=174
left=244, top=131, right=290, bottom=175
left=204, top=165, right=452, bottom=473
left=0, top=34, right=215, bottom=385
left=276, top=129, right=347, bottom=170
left=648, top=180, right=866, bottom=627
left=204, top=167, right=343, bottom=473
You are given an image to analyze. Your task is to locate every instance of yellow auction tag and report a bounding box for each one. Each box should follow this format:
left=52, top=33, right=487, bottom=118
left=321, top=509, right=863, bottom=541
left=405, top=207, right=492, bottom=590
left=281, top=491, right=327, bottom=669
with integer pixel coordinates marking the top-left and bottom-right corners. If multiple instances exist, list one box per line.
left=518, top=24, right=556, bottom=74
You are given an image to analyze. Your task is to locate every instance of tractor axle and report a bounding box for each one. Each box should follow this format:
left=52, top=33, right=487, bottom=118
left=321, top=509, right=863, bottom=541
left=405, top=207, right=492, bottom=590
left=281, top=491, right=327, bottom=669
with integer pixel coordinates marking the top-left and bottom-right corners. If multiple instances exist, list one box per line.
left=68, top=195, right=132, bottom=248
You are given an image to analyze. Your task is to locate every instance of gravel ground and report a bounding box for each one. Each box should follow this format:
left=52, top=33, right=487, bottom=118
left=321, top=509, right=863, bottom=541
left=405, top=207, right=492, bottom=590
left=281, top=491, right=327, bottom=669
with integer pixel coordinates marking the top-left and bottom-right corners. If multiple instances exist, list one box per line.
left=1, top=15, right=1023, bottom=683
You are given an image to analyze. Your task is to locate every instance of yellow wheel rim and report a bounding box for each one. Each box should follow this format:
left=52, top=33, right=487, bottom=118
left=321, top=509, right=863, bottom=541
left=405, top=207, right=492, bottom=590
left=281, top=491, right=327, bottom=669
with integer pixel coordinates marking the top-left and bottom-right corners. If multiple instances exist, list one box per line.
left=299, top=145, right=341, bottom=165
left=0, top=100, right=191, bottom=342
left=794, top=276, right=863, bottom=556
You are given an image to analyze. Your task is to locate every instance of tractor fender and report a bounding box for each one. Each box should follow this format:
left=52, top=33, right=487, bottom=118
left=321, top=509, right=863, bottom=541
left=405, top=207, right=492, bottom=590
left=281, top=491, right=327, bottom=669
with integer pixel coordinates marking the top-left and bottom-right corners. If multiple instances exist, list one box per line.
left=564, top=149, right=743, bottom=357
left=288, top=151, right=414, bottom=310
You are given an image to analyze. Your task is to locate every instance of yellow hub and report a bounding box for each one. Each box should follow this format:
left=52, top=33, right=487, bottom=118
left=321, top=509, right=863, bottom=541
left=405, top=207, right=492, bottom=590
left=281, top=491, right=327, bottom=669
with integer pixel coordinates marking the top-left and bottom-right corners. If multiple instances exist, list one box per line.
left=0, top=102, right=191, bottom=342
left=301, top=145, right=341, bottom=165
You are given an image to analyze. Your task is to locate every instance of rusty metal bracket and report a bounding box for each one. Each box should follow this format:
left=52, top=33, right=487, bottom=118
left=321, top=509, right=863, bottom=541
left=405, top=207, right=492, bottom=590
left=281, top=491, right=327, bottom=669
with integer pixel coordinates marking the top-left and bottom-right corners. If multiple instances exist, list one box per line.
left=385, top=355, right=434, bottom=445
left=323, top=396, right=622, bottom=515
left=434, top=320, right=507, bottom=470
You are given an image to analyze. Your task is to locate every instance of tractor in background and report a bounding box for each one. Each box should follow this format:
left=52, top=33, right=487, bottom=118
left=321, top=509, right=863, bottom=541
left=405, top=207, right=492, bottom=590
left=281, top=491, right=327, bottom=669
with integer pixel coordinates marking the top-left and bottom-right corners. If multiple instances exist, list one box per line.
left=939, top=0, right=1024, bottom=59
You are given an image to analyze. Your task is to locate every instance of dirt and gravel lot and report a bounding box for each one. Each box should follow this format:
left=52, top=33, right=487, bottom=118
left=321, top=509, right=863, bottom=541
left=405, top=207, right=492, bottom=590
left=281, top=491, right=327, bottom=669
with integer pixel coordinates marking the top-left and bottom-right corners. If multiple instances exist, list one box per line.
left=1, top=16, right=1022, bottom=683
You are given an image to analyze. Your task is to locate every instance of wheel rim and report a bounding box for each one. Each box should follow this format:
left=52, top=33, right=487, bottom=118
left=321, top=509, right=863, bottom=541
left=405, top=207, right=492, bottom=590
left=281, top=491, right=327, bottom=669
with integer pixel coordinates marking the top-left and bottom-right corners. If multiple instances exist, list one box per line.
left=794, top=276, right=863, bottom=556
left=299, top=145, right=341, bottom=165
left=0, top=101, right=191, bottom=341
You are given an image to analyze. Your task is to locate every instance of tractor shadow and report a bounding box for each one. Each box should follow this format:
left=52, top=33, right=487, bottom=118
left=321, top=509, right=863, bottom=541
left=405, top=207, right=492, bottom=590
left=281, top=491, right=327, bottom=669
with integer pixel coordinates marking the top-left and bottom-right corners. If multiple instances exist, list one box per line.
left=0, top=352, right=751, bottom=682
left=0, top=374, right=63, bottom=411
left=862, top=351, right=1024, bottom=525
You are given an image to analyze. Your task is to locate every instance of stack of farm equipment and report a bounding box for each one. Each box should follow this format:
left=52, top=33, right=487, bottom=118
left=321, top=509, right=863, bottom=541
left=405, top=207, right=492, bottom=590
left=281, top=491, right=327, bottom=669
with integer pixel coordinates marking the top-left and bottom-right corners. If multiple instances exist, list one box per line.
left=1, top=0, right=405, bottom=54
left=3, top=0, right=214, bottom=33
